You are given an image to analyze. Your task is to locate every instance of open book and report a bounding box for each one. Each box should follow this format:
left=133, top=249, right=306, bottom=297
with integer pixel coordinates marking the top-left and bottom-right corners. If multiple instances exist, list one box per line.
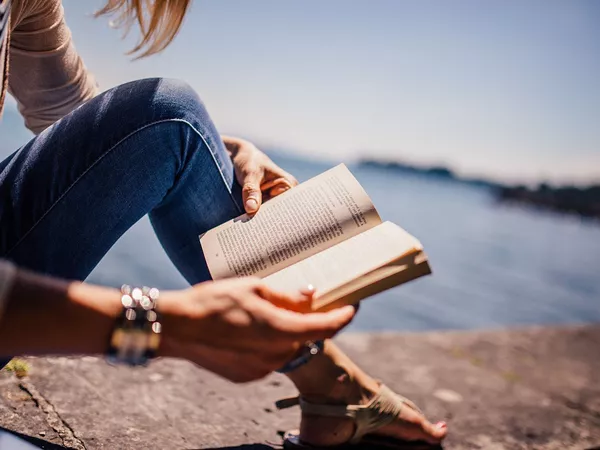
left=200, top=164, right=431, bottom=312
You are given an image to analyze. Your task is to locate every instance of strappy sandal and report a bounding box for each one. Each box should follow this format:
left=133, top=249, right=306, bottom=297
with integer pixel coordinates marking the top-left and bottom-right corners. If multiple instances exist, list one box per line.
left=277, top=384, right=441, bottom=449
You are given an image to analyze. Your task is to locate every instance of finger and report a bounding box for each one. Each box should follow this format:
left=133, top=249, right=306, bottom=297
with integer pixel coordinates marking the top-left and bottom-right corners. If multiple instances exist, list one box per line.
left=260, top=177, right=293, bottom=192
left=299, top=284, right=315, bottom=299
left=264, top=162, right=299, bottom=187
left=255, top=284, right=313, bottom=313
left=265, top=304, right=356, bottom=341
left=276, top=170, right=299, bottom=187
left=270, top=184, right=291, bottom=198
left=242, top=169, right=264, bottom=214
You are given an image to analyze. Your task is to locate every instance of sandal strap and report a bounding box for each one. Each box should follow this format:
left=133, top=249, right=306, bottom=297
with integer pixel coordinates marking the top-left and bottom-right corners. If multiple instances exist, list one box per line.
left=347, top=384, right=405, bottom=443
left=276, top=395, right=364, bottom=419
left=298, top=397, right=363, bottom=420
left=276, top=385, right=410, bottom=445
left=275, top=396, right=301, bottom=410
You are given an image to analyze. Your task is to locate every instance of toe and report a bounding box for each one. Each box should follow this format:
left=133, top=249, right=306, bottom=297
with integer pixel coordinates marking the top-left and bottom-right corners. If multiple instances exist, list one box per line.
left=382, top=408, right=448, bottom=444
left=420, top=419, right=448, bottom=443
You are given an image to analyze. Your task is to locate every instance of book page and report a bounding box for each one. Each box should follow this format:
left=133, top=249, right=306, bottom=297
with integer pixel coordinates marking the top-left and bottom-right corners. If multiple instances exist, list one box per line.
left=262, top=221, right=426, bottom=304
left=200, top=164, right=381, bottom=279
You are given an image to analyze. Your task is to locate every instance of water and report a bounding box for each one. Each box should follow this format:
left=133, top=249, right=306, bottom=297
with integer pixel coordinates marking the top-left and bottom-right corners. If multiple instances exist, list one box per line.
left=82, top=152, right=600, bottom=332
left=1, top=110, right=598, bottom=332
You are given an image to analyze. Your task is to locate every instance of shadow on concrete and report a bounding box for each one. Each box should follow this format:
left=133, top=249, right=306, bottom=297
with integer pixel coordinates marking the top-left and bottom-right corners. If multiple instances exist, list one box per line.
left=0, top=432, right=446, bottom=450
left=0, top=427, right=66, bottom=449
left=199, top=445, right=275, bottom=450
left=202, top=444, right=444, bottom=450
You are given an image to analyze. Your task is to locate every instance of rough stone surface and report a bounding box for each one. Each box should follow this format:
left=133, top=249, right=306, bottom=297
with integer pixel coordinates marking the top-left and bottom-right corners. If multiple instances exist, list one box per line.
left=0, top=325, right=599, bottom=450
left=0, top=371, right=62, bottom=448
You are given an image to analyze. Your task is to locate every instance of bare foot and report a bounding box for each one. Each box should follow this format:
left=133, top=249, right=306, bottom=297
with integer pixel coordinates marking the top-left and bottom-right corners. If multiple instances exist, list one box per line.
left=286, top=341, right=448, bottom=447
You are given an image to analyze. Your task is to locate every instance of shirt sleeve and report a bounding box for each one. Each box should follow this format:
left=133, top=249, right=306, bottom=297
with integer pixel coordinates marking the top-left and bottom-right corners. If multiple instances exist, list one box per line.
left=0, top=260, right=16, bottom=322
left=8, top=0, right=98, bottom=134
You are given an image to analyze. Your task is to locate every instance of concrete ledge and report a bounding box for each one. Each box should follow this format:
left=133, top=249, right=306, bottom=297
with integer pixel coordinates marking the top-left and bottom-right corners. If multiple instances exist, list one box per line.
left=1, top=325, right=599, bottom=449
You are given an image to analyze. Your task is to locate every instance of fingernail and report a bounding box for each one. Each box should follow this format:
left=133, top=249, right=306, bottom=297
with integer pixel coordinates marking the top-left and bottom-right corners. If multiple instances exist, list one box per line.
left=436, top=421, right=447, bottom=428
left=245, top=198, right=258, bottom=212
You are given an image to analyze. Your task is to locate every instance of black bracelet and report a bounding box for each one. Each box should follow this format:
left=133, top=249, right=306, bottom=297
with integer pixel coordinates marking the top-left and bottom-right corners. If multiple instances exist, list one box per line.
left=106, top=285, right=162, bottom=366
left=276, top=340, right=324, bottom=373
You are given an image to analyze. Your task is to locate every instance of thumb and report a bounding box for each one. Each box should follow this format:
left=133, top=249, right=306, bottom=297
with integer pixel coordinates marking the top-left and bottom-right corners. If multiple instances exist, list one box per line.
left=242, top=169, right=263, bottom=214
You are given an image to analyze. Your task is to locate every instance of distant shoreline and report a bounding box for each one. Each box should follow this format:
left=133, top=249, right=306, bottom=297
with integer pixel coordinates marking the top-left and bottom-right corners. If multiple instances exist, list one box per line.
left=359, top=158, right=600, bottom=220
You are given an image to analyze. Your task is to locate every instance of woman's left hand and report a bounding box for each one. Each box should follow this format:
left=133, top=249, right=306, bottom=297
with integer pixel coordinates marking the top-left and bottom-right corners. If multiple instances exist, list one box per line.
left=222, top=136, right=299, bottom=214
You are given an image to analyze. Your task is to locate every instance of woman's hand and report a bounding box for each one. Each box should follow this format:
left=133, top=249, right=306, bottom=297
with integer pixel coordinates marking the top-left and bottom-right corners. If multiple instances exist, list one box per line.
left=158, top=277, right=355, bottom=383
left=222, top=136, right=298, bottom=214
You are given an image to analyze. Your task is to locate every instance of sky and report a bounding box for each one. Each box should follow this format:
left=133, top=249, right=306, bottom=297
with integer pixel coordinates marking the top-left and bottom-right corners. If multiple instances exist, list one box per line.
left=2, top=0, right=600, bottom=184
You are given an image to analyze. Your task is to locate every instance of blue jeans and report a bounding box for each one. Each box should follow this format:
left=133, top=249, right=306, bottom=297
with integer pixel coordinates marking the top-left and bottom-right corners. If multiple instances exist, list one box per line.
left=0, top=78, right=243, bottom=284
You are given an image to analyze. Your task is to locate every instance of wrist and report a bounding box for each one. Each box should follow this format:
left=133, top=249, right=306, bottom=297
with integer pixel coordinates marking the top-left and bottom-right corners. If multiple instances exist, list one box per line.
left=155, top=287, right=216, bottom=359
left=221, top=135, right=250, bottom=155
left=66, top=281, right=122, bottom=355
left=154, top=289, right=187, bottom=358
left=68, top=281, right=122, bottom=320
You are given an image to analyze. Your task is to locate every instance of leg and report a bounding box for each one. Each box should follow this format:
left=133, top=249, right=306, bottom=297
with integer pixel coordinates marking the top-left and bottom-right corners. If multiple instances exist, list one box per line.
left=0, top=78, right=242, bottom=284
left=285, top=340, right=448, bottom=445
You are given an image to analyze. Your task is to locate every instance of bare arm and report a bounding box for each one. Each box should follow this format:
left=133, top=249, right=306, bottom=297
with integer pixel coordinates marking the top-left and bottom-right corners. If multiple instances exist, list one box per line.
left=0, top=267, right=354, bottom=382
left=0, top=267, right=121, bottom=357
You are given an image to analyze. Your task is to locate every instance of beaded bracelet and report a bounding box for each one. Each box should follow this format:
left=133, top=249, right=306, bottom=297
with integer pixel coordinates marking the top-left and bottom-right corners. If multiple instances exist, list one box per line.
left=106, top=285, right=162, bottom=366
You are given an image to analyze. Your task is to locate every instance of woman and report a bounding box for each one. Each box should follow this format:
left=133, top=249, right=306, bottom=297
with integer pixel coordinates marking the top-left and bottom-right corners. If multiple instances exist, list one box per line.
left=0, top=0, right=447, bottom=447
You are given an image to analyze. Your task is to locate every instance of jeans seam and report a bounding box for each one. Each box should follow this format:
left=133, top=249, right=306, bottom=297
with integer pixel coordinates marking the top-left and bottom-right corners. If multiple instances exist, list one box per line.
left=168, top=119, right=243, bottom=214
left=5, top=118, right=241, bottom=257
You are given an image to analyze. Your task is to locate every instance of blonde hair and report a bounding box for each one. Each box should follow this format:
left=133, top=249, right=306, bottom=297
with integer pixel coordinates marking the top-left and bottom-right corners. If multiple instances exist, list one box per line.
left=96, top=0, right=191, bottom=58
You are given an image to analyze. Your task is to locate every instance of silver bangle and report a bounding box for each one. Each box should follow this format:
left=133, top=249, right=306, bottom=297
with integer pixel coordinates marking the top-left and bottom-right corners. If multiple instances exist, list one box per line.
left=106, top=285, right=162, bottom=366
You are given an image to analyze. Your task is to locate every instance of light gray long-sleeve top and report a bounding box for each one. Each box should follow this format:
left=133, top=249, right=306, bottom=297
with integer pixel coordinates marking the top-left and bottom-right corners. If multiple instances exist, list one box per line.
left=1, top=0, right=98, bottom=134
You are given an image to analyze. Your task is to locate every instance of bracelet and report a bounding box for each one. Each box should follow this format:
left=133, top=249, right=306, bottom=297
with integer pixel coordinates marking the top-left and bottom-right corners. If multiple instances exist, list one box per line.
left=276, top=340, right=324, bottom=373
left=106, top=285, right=162, bottom=366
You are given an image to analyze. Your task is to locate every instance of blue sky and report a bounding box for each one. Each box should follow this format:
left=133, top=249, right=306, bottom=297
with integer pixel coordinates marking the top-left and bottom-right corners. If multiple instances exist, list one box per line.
left=3, top=0, right=600, bottom=184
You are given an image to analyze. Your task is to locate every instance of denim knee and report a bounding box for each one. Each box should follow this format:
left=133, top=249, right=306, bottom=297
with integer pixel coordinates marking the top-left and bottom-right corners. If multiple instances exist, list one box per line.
left=94, top=77, right=225, bottom=165
left=148, top=78, right=210, bottom=125
left=94, top=77, right=213, bottom=136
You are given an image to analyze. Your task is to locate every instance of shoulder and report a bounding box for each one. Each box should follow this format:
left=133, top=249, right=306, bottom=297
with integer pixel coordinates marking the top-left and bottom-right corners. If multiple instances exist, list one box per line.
left=11, top=0, right=62, bottom=31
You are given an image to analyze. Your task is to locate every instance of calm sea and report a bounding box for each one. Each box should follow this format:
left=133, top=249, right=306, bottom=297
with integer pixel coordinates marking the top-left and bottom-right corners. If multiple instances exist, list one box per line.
left=1, top=115, right=599, bottom=331
left=84, top=152, right=600, bottom=332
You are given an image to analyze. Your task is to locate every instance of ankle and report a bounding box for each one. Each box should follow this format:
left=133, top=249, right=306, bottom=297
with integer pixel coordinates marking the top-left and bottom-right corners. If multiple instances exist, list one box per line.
left=286, top=341, right=379, bottom=405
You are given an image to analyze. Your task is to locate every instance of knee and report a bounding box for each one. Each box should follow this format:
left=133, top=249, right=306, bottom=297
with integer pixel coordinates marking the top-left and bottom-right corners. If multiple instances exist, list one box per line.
left=110, top=78, right=211, bottom=128
left=152, top=78, right=209, bottom=123
left=92, top=78, right=223, bottom=168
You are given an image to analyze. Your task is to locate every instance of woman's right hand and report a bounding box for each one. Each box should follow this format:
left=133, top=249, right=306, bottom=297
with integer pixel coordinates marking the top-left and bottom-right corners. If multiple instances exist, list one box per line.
left=157, top=277, right=355, bottom=382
